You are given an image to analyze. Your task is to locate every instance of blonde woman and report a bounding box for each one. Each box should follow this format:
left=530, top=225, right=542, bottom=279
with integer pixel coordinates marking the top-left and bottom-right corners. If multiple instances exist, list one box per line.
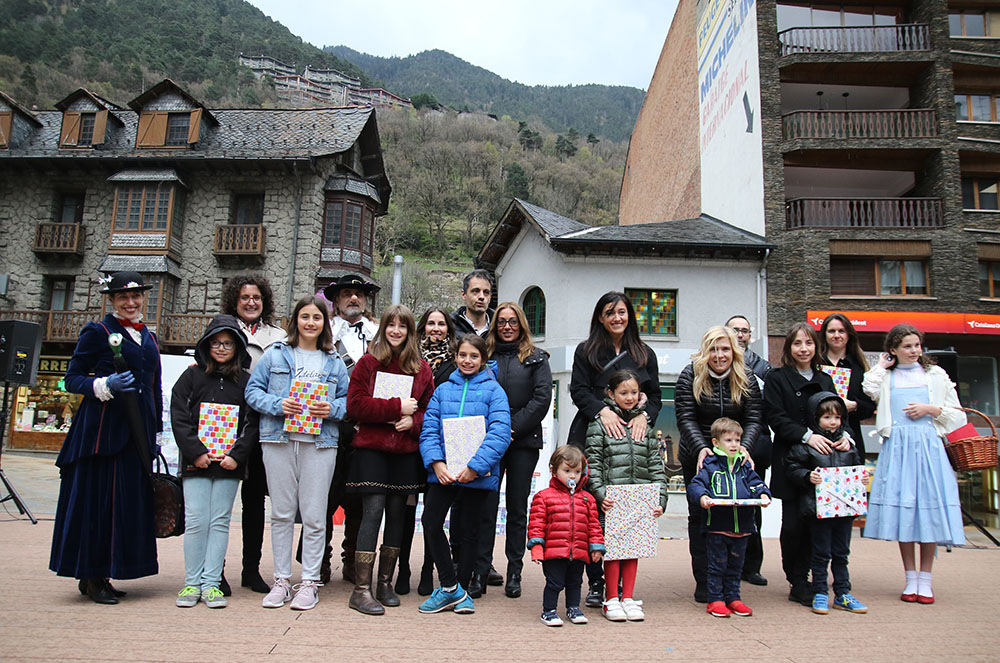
left=675, top=325, right=764, bottom=603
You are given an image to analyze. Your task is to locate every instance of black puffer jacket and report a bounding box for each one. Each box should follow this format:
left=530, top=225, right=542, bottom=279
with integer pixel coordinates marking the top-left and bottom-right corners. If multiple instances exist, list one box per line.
left=170, top=314, right=259, bottom=479
left=675, top=363, right=764, bottom=473
left=817, top=353, right=875, bottom=456
left=492, top=342, right=552, bottom=450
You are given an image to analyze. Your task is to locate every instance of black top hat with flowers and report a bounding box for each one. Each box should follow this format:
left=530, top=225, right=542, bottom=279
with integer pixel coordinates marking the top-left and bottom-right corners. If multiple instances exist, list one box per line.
left=99, top=271, right=154, bottom=294
left=322, top=273, right=380, bottom=301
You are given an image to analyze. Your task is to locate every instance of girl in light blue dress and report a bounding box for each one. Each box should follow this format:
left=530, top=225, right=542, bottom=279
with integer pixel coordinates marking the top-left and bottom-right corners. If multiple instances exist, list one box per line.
left=862, top=324, right=966, bottom=605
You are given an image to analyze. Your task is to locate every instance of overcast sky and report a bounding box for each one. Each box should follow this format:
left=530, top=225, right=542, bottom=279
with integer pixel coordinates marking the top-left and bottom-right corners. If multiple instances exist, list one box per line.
left=245, top=0, right=679, bottom=90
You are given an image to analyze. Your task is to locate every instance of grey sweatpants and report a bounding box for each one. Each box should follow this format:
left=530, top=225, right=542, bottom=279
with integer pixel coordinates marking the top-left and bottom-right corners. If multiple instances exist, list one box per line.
left=262, top=441, right=338, bottom=581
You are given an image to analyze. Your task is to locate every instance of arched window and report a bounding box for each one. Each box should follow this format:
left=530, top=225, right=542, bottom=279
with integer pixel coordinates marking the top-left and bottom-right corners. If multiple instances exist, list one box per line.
left=522, top=287, right=545, bottom=337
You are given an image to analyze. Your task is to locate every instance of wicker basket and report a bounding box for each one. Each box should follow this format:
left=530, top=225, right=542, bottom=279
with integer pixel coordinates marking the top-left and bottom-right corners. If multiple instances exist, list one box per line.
left=944, top=408, right=998, bottom=472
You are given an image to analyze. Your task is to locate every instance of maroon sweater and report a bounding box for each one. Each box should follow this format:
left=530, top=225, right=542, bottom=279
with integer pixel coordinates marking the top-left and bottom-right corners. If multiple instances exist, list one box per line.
left=347, top=353, right=434, bottom=454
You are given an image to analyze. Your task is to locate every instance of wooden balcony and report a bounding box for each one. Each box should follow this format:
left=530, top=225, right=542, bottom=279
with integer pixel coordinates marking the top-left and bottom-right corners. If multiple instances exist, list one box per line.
left=782, top=109, right=937, bottom=140
left=0, top=310, right=100, bottom=342
left=779, top=24, right=930, bottom=56
left=158, top=313, right=215, bottom=346
left=33, top=223, right=84, bottom=256
left=214, top=224, right=265, bottom=259
left=786, top=197, right=944, bottom=229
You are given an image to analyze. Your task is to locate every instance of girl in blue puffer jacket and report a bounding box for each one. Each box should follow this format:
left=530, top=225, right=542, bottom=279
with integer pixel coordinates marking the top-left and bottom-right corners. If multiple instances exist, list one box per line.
left=417, top=334, right=511, bottom=615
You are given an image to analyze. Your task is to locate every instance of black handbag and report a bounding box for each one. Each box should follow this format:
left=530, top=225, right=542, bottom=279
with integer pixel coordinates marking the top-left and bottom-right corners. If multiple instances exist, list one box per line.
left=151, top=452, right=185, bottom=538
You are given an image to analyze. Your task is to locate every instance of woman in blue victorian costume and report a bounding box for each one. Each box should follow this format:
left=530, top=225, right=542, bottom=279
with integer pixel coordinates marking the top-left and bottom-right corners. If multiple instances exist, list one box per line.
left=49, top=272, right=162, bottom=604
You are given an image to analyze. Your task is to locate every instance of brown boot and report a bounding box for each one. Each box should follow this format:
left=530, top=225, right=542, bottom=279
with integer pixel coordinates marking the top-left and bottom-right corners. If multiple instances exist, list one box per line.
left=376, top=545, right=401, bottom=607
left=348, top=551, right=384, bottom=615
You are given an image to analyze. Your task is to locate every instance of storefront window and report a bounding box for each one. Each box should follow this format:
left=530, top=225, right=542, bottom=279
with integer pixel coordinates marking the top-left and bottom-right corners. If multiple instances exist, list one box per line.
left=9, top=356, right=80, bottom=451
left=958, top=356, right=999, bottom=416
left=652, top=385, right=682, bottom=483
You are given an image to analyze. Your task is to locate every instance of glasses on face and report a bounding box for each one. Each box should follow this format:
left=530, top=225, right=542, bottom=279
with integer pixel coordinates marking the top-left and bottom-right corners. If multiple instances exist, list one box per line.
left=209, top=340, right=235, bottom=350
left=239, top=295, right=262, bottom=303
left=497, top=319, right=519, bottom=328
left=730, top=327, right=750, bottom=335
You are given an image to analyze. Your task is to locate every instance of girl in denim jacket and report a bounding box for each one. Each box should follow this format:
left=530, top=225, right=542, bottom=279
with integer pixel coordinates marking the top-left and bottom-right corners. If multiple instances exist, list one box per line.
left=245, top=295, right=349, bottom=611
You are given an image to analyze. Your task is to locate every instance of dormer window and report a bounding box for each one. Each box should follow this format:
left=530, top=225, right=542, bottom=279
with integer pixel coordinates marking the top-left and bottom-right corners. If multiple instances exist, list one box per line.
left=59, top=110, right=108, bottom=148
left=0, top=111, right=11, bottom=148
left=137, top=109, right=202, bottom=148
left=165, top=113, right=190, bottom=146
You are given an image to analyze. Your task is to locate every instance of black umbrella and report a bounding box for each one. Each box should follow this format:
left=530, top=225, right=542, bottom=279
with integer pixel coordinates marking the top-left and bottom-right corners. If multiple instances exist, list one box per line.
left=108, top=333, right=152, bottom=476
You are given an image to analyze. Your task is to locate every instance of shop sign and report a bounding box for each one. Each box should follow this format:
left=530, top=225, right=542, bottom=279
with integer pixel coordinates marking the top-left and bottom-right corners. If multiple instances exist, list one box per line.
left=38, top=356, right=71, bottom=374
left=807, top=311, right=1000, bottom=335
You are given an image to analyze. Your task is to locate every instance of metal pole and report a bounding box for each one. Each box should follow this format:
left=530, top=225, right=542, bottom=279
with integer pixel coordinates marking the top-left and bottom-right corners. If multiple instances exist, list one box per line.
left=391, top=255, right=403, bottom=305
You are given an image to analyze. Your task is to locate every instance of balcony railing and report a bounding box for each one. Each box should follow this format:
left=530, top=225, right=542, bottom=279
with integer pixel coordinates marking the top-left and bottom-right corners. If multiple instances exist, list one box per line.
left=783, top=109, right=937, bottom=140
left=0, top=310, right=101, bottom=342
left=786, top=197, right=944, bottom=229
left=33, top=223, right=84, bottom=255
left=214, top=224, right=265, bottom=258
left=158, top=313, right=216, bottom=346
left=779, top=24, right=930, bottom=55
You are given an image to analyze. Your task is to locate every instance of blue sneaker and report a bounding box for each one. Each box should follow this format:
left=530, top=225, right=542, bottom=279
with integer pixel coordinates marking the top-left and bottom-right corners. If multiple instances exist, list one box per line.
left=418, top=585, right=467, bottom=614
left=540, top=609, right=563, bottom=626
left=833, top=593, right=868, bottom=613
left=452, top=595, right=475, bottom=614
left=812, top=593, right=829, bottom=615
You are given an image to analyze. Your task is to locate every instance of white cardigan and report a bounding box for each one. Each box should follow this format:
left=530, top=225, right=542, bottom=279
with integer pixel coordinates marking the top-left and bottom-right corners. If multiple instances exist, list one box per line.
left=861, top=364, right=966, bottom=438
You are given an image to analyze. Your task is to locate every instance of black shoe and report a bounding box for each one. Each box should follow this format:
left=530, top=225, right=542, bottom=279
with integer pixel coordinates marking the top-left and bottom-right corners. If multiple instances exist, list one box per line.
left=467, top=574, right=484, bottom=599
left=505, top=573, right=522, bottom=598
left=241, top=569, right=270, bottom=594
left=219, top=570, right=232, bottom=597
left=789, top=583, right=812, bottom=606
left=486, top=565, right=503, bottom=586
left=694, top=583, right=708, bottom=603
left=83, top=578, right=118, bottom=605
left=742, top=572, right=768, bottom=586
left=417, top=566, right=434, bottom=596
left=585, top=580, right=604, bottom=608
left=79, top=579, right=126, bottom=598
left=394, top=565, right=411, bottom=596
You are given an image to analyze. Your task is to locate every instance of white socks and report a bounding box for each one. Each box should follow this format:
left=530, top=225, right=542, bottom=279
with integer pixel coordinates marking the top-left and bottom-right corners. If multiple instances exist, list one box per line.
left=903, top=570, right=918, bottom=596
left=917, top=572, right=933, bottom=598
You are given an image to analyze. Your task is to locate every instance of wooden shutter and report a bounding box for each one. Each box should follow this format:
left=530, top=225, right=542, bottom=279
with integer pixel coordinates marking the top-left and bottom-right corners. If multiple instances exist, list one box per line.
left=187, top=108, right=202, bottom=143
left=830, top=258, right=876, bottom=295
left=92, top=110, right=108, bottom=145
left=136, top=111, right=168, bottom=147
left=0, top=112, right=10, bottom=147
left=979, top=243, right=1000, bottom=261
left=60, top=111, right=81, bottom=146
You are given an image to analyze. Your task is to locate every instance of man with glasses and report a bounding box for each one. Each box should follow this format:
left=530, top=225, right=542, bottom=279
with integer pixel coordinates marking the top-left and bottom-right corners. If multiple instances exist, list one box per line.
left=221, top=274, right=286, bottom=594
left=725, top=315, right=772, bottom=587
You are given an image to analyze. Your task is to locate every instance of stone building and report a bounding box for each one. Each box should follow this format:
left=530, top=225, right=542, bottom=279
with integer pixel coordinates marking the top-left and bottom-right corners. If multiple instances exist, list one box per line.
left=0, top=79, right=389, bottom=449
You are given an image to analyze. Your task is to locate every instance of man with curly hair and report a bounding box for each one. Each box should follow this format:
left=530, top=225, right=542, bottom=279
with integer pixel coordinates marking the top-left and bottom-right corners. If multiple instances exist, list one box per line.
left=221, top=274, right=286, bottom=594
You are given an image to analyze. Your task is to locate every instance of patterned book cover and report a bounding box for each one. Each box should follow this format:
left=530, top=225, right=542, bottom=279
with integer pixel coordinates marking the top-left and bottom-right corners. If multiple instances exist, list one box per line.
left=198, top=402, right=239, bottom=458
left=373, top=372, right=414, bottom=401
left=604, top=483, right=661, bottom=560
left=442, top=415, right=486, bottom=477
left=819, top=364, right=852, bottom=401
left=283, top=380, right=329, bottom=436
left=816, top=465, right=868, bottom=519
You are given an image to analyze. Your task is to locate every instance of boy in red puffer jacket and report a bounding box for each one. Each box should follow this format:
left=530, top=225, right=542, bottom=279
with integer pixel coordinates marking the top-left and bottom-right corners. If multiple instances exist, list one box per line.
left=528, top=445, right=605, bottom=627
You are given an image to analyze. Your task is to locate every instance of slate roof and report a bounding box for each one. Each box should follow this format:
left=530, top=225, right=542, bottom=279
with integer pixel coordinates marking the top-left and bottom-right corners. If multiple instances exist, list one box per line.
left=98, top=255, right=182, bottom=277
left=0, top=106, right=376, bottom=161
left=550, top=215, right=773, bottom=251
left=514, top=198, right=588, bottom=237
left=107, top=168, right=186, bottom=185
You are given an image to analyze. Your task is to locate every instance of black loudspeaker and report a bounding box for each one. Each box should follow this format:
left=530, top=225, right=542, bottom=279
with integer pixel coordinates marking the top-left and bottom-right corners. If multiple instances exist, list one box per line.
left=0, top=320, right=42, bottom=386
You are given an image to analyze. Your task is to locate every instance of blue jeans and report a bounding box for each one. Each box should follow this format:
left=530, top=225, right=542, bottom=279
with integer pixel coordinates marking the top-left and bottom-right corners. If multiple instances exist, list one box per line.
left=182, top=476, right=240, bottom=589
left=811, top=516, right=854, bottom=596
left=705, top=533, right=748, bottom=603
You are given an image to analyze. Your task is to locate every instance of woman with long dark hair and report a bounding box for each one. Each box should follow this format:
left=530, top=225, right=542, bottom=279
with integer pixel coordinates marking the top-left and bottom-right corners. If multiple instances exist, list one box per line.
left=818, top=313, right=876, bottom=454
left=763, top=322, right=838, bottom=607
left=568, top=291, right=660, bottom=607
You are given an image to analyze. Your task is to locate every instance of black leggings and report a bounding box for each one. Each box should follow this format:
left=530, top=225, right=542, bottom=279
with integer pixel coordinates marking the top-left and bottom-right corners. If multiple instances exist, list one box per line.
left=357, top=492, right=408, bottom=552
left=421, top=483, right=489, bottom=588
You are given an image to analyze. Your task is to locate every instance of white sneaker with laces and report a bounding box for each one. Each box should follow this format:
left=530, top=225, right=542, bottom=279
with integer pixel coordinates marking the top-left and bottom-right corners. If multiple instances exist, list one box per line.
left=290, top=580, right=320, bottom=611
left=603, top=598, right=627, bottom=622
left=622, top=597, right=645, bottom=621
left=262, top=577, right=292, bottom=608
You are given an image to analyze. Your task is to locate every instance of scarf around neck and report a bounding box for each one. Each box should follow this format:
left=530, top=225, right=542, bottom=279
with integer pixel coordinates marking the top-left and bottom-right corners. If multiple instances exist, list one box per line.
left=420, top=336, right=453, bottom=372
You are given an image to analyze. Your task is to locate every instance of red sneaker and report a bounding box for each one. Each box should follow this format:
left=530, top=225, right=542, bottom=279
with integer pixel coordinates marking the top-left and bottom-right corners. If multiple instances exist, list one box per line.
left=706, top=601, right=731, bottom=618
left=727, top=600, right=753, bottom=616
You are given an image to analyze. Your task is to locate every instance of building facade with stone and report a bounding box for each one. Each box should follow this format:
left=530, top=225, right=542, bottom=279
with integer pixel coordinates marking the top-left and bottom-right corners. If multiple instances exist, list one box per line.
left=0, top=79, right=390, bottom=450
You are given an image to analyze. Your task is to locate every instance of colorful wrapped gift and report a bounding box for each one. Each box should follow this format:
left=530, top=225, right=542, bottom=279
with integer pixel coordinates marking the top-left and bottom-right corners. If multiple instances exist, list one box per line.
left=442, top=415, right=486, bottom=476
left=283, top=379, right=329, bottom=436
left=705, top=498, right=768, bottom=506
left=604, top=483, right=661, bottom=560
left=819, top=364, right=852, bottom=401
left=373, top=372, right=414, bottom=401
left=816, top=465, right=868, bottom=519
left=198, top=402, right=240, bottom=458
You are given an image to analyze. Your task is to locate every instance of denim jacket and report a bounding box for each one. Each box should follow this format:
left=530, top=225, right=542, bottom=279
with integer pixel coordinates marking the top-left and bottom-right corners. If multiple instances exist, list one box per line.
left=245, top=341, right=349, bottom=448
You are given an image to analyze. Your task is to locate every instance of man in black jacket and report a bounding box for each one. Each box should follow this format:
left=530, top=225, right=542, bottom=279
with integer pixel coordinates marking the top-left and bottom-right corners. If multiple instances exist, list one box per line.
left=452, top=270, right=495, bottom=337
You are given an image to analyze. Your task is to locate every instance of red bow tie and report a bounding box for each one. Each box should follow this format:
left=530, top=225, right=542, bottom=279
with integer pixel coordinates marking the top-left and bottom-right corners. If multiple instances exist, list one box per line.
left=119, top=318, right=145, bottom=331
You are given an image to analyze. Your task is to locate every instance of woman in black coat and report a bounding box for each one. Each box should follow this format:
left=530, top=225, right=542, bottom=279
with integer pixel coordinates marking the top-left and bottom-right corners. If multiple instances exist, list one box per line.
left=675, top=325, right=763, bottom=602
left=568, top=291, right=660, bottom=606
left=475, top=302, right=552, bottom=599
left=763, top=322, right=837, bottom=606
left=818, top=313, right=876, bottom=455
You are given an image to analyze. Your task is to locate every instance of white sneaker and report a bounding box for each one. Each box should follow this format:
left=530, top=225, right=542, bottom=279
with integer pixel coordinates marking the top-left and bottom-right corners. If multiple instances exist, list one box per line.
left=602, top=598, right=627, bottom=622
left=262, top=577, right=292, bottom=608
left=290, top=580, right=320, bottom=611
left=622, top=598, right=645, bottom=621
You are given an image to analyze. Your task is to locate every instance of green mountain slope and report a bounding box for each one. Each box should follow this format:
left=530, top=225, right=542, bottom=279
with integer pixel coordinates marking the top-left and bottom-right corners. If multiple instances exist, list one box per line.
left=328, top=46, right=644, bottom=142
